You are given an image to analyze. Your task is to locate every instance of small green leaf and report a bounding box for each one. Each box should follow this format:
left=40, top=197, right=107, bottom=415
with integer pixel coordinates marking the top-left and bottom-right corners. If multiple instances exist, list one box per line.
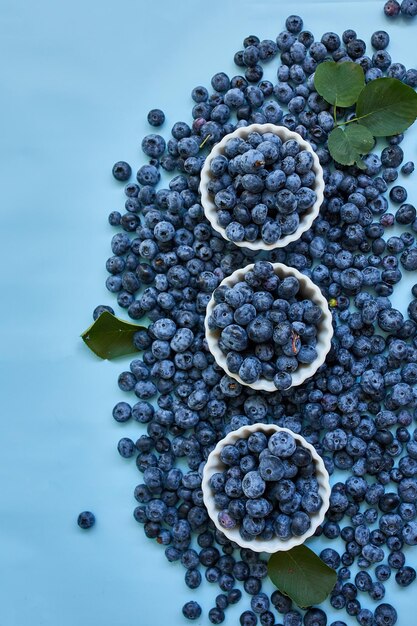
left=328, top=124, right=375, bottom=167
left=268, top=545, right=337, bottom=609
left=356, top=77, right=417, bottom=136
left=81, top=311, right=146, bottom=359
left=314, top=61, right=365, bottom=107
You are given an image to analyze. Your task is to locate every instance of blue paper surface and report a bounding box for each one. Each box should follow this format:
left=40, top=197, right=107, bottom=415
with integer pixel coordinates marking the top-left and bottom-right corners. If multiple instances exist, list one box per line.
left=0, top=0, right=416, bottom=624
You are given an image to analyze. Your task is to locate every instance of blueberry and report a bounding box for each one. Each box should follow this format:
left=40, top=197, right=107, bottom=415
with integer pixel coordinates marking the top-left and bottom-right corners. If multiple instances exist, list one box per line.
left=239, top=356, right=262, bottom=383
left=108, top=210, right=121, bottom=226
left=384, top=0, right=401, bottom=15
left=142, top=134, right=166, bottom=158
left=209, top=607, right=225, bottom=624
left=303, top=608, right=327, bottom=626
left=301, top=491, right=323, bottom=514
left=226, top=222, right=246, bottom=242
left=182, top=601, right=202, bottom=620
left=112, top=161, right=131, bottom=181
left=259, top=454, right=285, bottom=481
left=218, top=509, right=238, bottom=529
left=240, top=610, right=257, bottom=626
left=401, top=0, right=417, bottom=16
left=268, top=431, right=296, bottom=457
left=374, top=604, right=397, bottom=626
left=261, top=220, right=282, bottom=244
left=396, top=203, right=416, bottom=225
left=239, top=465, right=266, bottom=497
left=77, top=511, right=95, bottom=529
left=211, top=72, right=230, bottom=92
left=147, top=108, right=165, bottom=127
left=390, top=185, right=408, bottom=204
left=321, top=31, right=341, bottom=51
left=117, top=437, right=135, bottom=458
left=92, top=304, right=115, bottom=320
left=371, top=30, right=390, bottom=49
left=137, top=164, right=160, bottom=186
left=190, top=86, right=209, bottom=105
left=401, top=161, right=414, bottom=175
left=112, top=401, right=132, bottom=422
left=291, top=511, right=311, bottom=535
left=395, top=565, right=416, bottom=586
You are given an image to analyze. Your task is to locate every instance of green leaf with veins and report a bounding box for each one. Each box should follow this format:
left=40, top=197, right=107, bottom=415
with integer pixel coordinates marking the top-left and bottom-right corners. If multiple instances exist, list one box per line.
left=81, top=311, right=146, bottom=359
left=314, top=61, right=365, bottom=107
left=327, top=124, right=375, bottom=168
left=355, top=77, right=417, bottom=136
left=268, top=545, right=337, bottom=609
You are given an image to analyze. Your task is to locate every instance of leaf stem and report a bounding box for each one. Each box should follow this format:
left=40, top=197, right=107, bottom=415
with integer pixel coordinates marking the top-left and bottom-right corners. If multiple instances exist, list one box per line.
left=333, top=103, right=337, bottom=124
left=199, top=134, right=211, bottom=149
left=336, top=113, right=374, bottom=128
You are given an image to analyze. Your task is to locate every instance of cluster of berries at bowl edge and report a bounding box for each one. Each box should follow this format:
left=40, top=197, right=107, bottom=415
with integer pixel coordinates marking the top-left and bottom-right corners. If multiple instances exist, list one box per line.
left=384, top=0, right=417, bottom=18
left=208, top=261, right=322, bottom=389
left=211, top=430, right=323, bottom=541
left=98, top=12, right=417, bottom=626
left=208, top=132, right=317, bottom=245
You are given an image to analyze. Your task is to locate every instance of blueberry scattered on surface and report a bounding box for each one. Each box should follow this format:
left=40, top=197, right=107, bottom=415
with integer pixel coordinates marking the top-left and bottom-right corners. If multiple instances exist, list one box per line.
left=147, top=108, right=165, bottom=127
left=93, top=304, right=115, bottom=320
left=77, top=511, right=96, bottom=529
left=117, top=437, right=136, bottom=458
left=182, top=601, right=202, bottom=620
left=112, top=161, right=131, bottom=181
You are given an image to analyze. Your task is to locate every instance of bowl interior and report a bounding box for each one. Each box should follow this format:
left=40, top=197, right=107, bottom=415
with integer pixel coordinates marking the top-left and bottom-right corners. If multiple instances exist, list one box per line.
left=205, top=262, right=334, bottom=392
left=199, top=123, right=325, bottom=251
left=201, top=423, right=331, bottom=553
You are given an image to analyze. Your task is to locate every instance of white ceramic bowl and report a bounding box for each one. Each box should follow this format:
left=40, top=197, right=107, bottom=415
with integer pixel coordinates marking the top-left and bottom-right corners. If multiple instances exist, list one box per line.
left=205, top=262, right=333, bottom=392
left=199, top=123, right=324, bottom=251
left=202, top=423, right=331, bottom=553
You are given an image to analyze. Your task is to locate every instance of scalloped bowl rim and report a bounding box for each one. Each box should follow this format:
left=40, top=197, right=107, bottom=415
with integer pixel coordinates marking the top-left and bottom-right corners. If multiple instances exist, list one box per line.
left=199, top=123, right=325, bottom=251
left=204, top=262, right=334, bottom=392
left=202, top=423, right=331, bottom=553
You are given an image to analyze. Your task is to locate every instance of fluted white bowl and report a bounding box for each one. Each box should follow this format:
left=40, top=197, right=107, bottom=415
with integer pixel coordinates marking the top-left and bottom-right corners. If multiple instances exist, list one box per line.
left=205, top=262, right=333, bottom=392
left=202, top=423, right=331, bottom=553
left=199, top=123, right=324, bottom=251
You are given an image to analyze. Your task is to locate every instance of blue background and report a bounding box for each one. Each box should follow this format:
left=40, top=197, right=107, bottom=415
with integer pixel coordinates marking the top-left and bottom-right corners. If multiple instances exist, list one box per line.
left=1, top=0, right=416, bottom=624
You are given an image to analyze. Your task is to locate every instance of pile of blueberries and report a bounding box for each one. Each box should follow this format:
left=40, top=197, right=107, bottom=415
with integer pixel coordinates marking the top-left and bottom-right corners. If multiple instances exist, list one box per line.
left=211, top=430, right=322, bottom=541
left=207, top=261, right=322, bottom=388
left=100, top=13, right=417, bottom=626
left=384, top=0, right=417, bottom=18
left=207, top=132, right=317, bottom=245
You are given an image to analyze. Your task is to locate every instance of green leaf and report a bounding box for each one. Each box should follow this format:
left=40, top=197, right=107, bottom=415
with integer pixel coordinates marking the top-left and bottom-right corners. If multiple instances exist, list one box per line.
left=81, top=311, right=146, bottom=359
left=327, top=124, right=375, bottom=167
left=356, top=77, right=417, bottom=136
left=314, top=61, right=365, bottom=107
left=268, top=545, right=337, bottom=609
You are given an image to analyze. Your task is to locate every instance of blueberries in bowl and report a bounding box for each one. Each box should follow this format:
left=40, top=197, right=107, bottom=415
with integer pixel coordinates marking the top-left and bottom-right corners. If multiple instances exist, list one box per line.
left=207, top=260, right=325, bottom=390
left=209, top=429, right=323, bottom=542
left=207, top=130, right=318, bottom=246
